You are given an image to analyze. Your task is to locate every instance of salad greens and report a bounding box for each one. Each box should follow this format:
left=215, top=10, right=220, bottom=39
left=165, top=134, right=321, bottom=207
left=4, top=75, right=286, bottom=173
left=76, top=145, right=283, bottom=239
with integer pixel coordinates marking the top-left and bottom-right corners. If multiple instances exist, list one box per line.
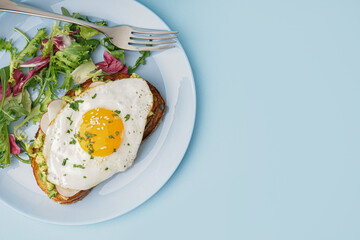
left=0, top=7, right=150, bottom=168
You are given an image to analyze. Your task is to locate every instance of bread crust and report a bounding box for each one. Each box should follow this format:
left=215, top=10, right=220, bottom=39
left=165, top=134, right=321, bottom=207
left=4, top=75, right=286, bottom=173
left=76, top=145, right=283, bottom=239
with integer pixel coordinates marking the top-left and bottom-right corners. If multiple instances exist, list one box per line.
left=31, top=73, right=166, bottom=204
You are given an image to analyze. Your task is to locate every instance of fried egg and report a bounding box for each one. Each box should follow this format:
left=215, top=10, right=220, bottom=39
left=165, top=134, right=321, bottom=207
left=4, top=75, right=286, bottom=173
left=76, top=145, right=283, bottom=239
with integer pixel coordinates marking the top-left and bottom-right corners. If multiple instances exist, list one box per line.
left=43, top=78, right=153, bottom=190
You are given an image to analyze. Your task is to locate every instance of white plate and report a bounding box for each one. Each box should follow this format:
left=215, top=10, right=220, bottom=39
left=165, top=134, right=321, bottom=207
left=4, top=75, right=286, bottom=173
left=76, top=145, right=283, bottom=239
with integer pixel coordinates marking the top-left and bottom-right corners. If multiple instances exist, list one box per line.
left=0, top=0, right=196, bottom=225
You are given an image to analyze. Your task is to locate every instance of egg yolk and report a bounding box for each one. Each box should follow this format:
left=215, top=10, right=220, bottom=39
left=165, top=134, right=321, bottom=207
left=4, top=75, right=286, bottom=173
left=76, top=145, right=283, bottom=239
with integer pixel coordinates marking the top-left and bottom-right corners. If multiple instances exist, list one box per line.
left=78, top=108, right=124, bottom=157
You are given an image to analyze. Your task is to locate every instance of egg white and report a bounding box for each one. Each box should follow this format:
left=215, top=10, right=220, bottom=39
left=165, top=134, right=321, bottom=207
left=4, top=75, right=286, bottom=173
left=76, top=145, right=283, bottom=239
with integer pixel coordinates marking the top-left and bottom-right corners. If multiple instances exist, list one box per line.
left=43, top=78, right=153, bottom=190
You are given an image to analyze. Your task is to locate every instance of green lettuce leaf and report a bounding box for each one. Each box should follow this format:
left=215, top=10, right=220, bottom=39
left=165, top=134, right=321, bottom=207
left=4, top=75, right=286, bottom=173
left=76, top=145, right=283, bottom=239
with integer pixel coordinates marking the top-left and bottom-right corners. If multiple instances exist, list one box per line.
left=78, top=25, right=101, bottom=40
left=53, top=41, right=97, bottom=90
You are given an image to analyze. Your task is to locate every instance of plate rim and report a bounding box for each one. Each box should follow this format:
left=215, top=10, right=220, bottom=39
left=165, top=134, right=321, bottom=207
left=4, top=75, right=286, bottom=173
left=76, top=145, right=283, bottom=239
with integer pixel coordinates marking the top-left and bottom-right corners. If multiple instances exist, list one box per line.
left=0, top=0, right=196, bottom=225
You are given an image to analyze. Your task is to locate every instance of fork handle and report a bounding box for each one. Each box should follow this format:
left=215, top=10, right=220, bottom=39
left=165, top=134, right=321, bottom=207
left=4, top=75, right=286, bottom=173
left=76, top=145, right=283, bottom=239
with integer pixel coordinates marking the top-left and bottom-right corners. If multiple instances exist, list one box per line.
left=0, top=0, right=105, bottom=31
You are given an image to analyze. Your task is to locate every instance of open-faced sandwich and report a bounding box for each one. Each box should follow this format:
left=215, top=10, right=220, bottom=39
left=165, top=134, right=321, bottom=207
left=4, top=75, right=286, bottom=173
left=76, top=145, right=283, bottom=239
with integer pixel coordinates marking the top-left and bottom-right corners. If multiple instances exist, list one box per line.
left=28, top=72, right=165, bottom=204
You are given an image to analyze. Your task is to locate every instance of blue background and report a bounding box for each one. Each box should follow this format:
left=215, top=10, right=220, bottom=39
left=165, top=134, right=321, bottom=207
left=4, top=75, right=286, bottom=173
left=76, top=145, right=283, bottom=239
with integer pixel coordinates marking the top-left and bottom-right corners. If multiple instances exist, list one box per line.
left=1, top=0, right=360, bottom=239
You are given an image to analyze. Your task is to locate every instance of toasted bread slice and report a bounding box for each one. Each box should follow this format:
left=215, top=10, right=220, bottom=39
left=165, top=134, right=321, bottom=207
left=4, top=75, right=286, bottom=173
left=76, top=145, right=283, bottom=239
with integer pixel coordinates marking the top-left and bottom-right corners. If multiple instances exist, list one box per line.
left=31, top=73, right=166, bottom=204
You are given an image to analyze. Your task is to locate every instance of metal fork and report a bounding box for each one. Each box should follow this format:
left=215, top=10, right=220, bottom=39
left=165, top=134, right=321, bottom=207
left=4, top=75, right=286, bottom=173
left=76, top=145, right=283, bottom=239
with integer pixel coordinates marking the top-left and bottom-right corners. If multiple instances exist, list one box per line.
left=0, top=0, right=178, bottom=51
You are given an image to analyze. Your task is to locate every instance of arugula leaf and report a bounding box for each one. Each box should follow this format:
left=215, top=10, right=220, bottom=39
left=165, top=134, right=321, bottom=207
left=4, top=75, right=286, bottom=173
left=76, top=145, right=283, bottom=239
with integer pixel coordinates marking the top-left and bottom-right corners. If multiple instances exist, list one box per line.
left=32, top=59, right=56, bottom=107
left=21, top=89, right=32, bottom=113
left=13, top=104, right=40, bottom=140
left=61, top=7, right=107, bottom=33
left=128, top=51, right=150, bottom=74
left=0, top=66, right=9, bottom=110
left=14, top=28, right=30, bottom=43
left=0, top=100, right=28, bottom=124
left=0, top=124, right=10, bottom=168
left=40, top=87, right=53, bottom=113
left=61, top=7, right=71, bottom=17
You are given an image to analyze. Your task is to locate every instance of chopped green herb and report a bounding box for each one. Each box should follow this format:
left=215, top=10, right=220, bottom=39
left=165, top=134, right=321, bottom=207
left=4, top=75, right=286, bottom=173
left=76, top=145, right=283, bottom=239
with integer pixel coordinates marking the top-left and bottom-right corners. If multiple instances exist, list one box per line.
left=124, top=165, right=126, bottom=168
left=105, top=167, right=109, bottom=170
left=90, top=155, right=94, bottom=159
left=85, top=131, right=97, bottom=138
left=63, top=174, right=67, bottom=176
left=67, top=116, right=73, bottom=125
left=127, top=143, right=130, bottom=146
left=66, top=129, right=72, bottom=134
left=115, top=131, right=119, bottom=136
left=73, top=164, right=85, bottom=169
left=69, top=139, right=76, bottom=144
left=88, top=147, right=94, bottom=155
left=69, top=100, right=84, bottom=111
left=108, top=135, right=115, bottom=139
left=108, top=120, right=113, bottom=123
left=125, top=114, right=130, bottom=121
left=83, top=176, right=87, bottom=178
left=114, top=110, right=121, bottom=114
left=75, top=132, right=85, bottom=142
left=112, top=114, right=118, bottom=116
left=113, top=148, right=116, bottom=152
left=92, top=93, right=97, bottom=99
left=62, top=158, right=68, bottom=166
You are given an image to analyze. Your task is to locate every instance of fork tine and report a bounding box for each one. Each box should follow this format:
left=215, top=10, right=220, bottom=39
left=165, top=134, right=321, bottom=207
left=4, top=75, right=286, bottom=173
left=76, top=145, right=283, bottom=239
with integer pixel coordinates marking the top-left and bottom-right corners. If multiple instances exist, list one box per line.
left=131, top=35, right=177, bottom=40
left=132, top=29, right=178, bottom=35
left=136, top=45, right=176, bottom=51
left=129, top=40, right=177, bottom=45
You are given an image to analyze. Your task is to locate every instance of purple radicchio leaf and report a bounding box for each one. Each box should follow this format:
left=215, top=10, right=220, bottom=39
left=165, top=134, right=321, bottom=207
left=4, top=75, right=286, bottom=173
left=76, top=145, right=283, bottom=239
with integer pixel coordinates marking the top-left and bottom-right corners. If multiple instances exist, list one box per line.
left=53, top=35, right=74, bottom=51
left=95, top=51, right=128, bottom=74
left=20, top=54, right=50, bottom=68
left=13, top=58, right=49, bottom=96
left=0, top=82, right=11, bottom=100
left=8, top=134, right=21, bottom=155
